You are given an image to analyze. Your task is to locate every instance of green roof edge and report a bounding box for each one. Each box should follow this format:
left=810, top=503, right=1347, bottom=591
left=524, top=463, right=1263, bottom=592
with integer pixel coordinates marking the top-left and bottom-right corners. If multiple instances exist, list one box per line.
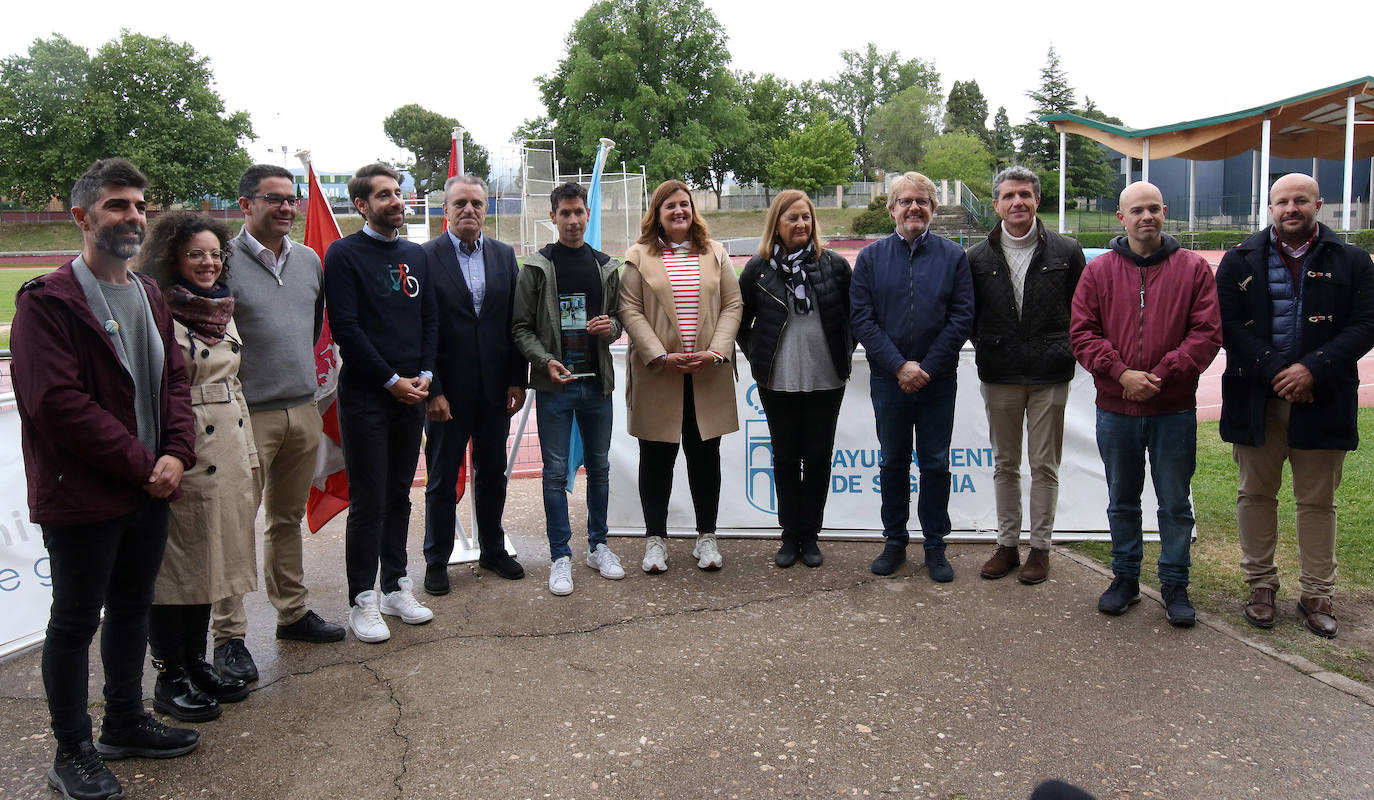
left=1040, top=76, right=1374, bottom=138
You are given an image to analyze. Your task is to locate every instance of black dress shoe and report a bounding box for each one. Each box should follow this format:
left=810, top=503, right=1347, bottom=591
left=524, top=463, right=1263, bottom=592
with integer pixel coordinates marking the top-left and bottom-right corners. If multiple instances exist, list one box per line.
left=871, top=540, right=907, bottom=575
left=276, top=610, right=346, bottom=643
left=424, top=563, right=451, bottom=596
left=186, top=657, right=250, bottom=703
left=774, top=539, right=800, bottom=568
left=478, top=552, right=525, bottom=580
left=213, top=638, right=258, bottom=683
left=96, top=713, right=199, bottom=760
left=153, top=668, right=221, bottom=723
left=799, top=539, right=823, bottom=568
left=48, top=740, right=122, bottom=800
left=924, top=546, right=954, bottom=583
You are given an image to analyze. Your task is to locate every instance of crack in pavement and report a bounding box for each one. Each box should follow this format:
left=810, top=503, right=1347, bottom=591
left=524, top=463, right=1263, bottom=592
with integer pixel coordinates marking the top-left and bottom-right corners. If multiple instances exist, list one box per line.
left=359, top=660, right=408, bottom=799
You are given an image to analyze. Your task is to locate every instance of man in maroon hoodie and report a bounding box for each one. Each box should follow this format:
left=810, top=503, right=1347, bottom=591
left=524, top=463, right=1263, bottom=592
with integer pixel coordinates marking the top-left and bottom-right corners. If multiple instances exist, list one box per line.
left=1069, top=181, right=1221, bottom=627
left=12, top=159, right=199, bottom=800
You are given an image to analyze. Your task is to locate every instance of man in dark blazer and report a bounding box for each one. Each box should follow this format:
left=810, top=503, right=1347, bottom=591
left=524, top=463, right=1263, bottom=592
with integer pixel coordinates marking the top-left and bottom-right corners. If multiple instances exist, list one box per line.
left=421, top=175, right=529, bottom=594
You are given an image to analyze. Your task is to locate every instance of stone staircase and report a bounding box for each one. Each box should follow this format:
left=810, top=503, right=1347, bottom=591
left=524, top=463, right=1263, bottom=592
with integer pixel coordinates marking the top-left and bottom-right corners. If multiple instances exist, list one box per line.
left=929, top=205, right=990, bottom=244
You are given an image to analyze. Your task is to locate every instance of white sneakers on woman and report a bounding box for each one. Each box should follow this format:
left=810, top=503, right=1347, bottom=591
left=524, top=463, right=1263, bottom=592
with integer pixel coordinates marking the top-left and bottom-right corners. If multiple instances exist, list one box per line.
left=642, top=536, right=668, bottom=573
left=693, top=533, right=723, bottom=570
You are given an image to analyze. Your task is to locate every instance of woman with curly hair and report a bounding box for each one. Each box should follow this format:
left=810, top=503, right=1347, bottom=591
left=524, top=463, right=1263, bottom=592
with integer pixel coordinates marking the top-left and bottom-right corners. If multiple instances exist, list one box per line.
left=136, top=211, right=257, bottom=721
left=619, top=180, right=742, bottom=573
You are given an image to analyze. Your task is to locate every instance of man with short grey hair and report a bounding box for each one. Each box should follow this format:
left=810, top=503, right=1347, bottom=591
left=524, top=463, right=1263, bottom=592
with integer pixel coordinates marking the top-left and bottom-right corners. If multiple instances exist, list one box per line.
left=420, top=174, right=529, bottom=595
left=213, top=164, right=345, bottom=685
left=967, top=166, right=1085, bottom=585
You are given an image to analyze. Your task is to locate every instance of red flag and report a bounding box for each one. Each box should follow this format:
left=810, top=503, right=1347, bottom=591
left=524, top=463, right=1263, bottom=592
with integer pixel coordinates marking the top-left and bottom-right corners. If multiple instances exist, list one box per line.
left=442, top=136, right=458, bottom=232
left=302, top=162, right=348, bottom=533
left=441, top=133, right=469, bottom=504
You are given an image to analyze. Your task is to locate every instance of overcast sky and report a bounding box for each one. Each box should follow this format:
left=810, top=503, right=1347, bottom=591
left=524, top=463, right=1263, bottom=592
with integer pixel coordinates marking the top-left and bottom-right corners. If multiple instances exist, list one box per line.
left=5, top=0, right=1370, bottom=174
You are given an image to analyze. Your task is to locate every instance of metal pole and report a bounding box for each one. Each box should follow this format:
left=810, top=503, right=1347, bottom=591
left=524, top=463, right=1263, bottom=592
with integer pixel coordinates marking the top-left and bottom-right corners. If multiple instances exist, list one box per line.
left=1188, top=159, right=1196, bottom=231
left=455, top=127, right=465, bottom=177
left=623, top=160, right=631, bottom=252
left=1141, top=138, right=1150, bottom=184
left=1058, top=129, right=1066, bottom=233
left=1258, top=118, right=1272, bottom=233
left=1343, top=95, right=1355, bottom=230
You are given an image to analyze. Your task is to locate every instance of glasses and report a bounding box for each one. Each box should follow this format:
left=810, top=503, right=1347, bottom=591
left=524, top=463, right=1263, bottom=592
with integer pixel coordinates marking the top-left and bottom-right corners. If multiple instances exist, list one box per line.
left=894, top=196, right=933, bottom=209
left=251, top=194, right=300, bottom=208
left=185, top=249, right=224, bottom=263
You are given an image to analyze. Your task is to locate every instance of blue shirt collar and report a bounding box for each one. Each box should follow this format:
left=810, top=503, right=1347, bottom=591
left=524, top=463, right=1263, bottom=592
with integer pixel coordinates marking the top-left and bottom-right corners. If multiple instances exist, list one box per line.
left=447, top=229, right=482, bottom=255
left=362, top=223, right=399, bottom=242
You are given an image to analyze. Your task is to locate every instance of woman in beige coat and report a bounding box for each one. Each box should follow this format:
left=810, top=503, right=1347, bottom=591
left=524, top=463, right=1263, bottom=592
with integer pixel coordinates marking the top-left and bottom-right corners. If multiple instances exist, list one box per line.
left=620, top=179, right=742, bottom=574
left=138, top=211, right=257, bottom=722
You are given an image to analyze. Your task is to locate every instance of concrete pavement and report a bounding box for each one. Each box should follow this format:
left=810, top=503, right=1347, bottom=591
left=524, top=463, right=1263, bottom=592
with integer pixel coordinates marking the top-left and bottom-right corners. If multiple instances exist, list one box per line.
left=2, top=478, right=1372, bottom=799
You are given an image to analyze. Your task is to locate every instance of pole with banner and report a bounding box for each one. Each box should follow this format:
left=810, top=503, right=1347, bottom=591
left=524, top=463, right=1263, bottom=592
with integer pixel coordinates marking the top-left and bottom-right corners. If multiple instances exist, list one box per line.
left=298, top=150, right=349, bottom=533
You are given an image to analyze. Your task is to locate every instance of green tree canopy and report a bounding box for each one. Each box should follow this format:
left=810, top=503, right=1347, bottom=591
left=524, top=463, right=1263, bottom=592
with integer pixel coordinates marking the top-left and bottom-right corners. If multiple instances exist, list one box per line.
left=0, top=32, right=253, bottom=208
left=918, top=132, right=995, bottom=196
left=534, top=0, right=735, bottom=185
left=944, top=79, right=990, bottom=145
left=766, top=113, right=857, bottom=195
left=990, top=106, right=1016, bottom=166
left=1014, top=47, right=1121, bottom=207
left=384, top=104, right=490, bottom=196
left=821, top=43, right=940, bottom=179
left=868, top=85, right=941, bottom=174
left=725, top=72, right=823, bottom=192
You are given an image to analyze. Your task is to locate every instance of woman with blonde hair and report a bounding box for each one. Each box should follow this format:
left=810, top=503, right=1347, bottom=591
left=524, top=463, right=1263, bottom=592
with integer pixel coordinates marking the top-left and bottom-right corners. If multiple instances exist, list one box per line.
left=620, top=179, right=742, bottom=573
left=737, top=190, right=854, bottom=568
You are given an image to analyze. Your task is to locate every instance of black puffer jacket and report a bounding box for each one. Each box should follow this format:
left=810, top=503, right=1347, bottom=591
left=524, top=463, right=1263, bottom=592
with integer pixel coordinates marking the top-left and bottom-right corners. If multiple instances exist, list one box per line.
left=737, top=248, right=855, bottom=387
left=967, top=221, right=1086, bottom=384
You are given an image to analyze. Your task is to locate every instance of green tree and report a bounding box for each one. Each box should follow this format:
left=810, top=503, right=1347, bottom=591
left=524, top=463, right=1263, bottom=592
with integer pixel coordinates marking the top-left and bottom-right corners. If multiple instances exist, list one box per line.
left=944, top=80, right=990, bottom=145
left=990, top=106, right=1016, bottom=166
left=867, top=85, right=941, bottom=174
left=384, top=104, right=490, bottom=196
left=727, top=72, right=819, bottom=191
left=534, top=0, right=735, bottom=185
left=0, top=32, right=253, bottom=208
left=1016, top=45, right=1074, bottom=170
left=820, top=43, right=940, bottom=179
left=765, top=113, right=857, bottom=194
left=1072, top=97, right=1123, bottom=208
left=918, top=132, right=995, bottom=195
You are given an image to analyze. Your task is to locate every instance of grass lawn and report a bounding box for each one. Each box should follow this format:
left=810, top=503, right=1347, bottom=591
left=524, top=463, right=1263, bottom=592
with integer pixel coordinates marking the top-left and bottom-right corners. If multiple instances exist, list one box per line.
left=1, top=267, right=55, bottom=349
left=1069, top=409, right=1374, bottom=682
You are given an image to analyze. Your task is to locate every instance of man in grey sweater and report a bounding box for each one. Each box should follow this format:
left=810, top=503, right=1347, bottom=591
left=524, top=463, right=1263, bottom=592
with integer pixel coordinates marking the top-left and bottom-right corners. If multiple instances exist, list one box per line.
left=212, top=165, right=345, bottom=683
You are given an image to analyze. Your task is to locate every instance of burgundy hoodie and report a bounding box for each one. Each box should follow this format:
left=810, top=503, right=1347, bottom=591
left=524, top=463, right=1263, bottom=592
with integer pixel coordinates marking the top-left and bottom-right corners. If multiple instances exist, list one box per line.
left=1069, top=235, right=1221, bottom=416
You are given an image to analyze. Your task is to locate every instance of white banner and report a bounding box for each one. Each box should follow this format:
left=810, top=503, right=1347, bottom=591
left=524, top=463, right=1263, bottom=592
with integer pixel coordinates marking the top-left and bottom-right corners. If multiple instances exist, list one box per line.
left=608, top=347, right=1160, bottom=540
left=0, top=397, right=51, bottom=657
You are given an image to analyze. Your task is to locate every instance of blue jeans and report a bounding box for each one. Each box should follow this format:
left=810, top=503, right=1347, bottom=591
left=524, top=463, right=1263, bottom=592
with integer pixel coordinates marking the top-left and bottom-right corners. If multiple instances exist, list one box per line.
left=870, top=374, right=957, bottom=547
left=1095, top=409, right=1196, bottom=585
left=536, top=381, right=612, bottom=561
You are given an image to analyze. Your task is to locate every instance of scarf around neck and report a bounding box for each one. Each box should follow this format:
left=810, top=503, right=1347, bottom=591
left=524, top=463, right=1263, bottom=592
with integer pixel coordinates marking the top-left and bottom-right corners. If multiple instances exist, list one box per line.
left=769, top=240, right=815, bottom=314
left=164, top=280, right=235, bottom=344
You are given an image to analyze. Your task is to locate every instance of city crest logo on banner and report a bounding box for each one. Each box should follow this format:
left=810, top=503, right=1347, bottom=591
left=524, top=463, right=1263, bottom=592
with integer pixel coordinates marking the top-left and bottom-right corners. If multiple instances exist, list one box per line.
left=742, top=384, right=777, bottom=515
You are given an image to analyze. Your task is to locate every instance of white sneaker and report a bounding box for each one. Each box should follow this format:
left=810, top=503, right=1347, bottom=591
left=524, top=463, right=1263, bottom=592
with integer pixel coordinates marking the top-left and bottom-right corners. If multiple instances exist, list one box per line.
left=642, top=536, right=668, bottom=574
left=380, top=577, right=434, bottom=624
left=349, top=590, right=390, bottom=643
left=586, top=544, right=625, bottom=580
left=693, top=533, right=723, bottom=570
left=549, top=556, right=574, bottom=596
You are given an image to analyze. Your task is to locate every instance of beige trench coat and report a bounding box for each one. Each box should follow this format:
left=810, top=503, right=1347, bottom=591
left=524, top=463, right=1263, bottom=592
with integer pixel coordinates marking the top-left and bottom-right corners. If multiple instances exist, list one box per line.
left=153, top=318, right=259, bottom=605
left=620, top=240, right=743, bottom=443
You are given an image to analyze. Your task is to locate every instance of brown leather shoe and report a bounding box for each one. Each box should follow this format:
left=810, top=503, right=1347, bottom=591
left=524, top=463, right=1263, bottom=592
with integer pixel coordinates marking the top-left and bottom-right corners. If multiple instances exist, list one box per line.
left=1018, top=548, right=1050, bottom=585
left=1242, top=586, right=1276, bottom=629
left=980, top=545, right=1020, bottom=579
left=1298, top=595, right=1338, bottom=639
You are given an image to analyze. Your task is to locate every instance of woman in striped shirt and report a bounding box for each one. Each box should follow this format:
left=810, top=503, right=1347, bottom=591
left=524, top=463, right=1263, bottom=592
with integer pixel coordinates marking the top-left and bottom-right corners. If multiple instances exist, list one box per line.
left=620, top=180, right=743, bottom=574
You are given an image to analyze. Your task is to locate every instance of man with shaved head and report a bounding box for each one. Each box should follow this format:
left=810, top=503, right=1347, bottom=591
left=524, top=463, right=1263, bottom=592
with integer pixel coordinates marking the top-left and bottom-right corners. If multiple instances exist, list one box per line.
left=1216, top=174, right=1374, bottom=638
left=1070, top=181, right=1221, bottom=627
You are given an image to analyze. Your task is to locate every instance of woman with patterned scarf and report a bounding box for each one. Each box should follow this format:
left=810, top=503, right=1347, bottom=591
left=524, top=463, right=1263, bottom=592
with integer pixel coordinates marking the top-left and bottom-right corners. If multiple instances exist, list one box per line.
left=736, top=190, right=856, bottom=568
left=136, top=211, right=257, bottom=722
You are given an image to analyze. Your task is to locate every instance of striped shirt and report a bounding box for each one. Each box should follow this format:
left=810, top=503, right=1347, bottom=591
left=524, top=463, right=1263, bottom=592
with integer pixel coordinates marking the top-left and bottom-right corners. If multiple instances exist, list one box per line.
left=662, top=244, right=701, bottom=351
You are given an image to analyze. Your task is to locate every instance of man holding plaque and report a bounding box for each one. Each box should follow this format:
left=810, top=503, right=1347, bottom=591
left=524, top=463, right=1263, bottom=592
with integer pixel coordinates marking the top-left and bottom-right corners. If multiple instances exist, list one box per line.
left=513, top=181, right=625, bottom=596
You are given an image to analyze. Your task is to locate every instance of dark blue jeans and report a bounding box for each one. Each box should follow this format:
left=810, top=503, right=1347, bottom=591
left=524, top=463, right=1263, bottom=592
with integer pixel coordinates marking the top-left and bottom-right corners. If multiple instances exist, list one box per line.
left=42, top=499, right=169, bottom=748
left=535, top=381, right=612, bottom=561
left=1095, top=409, right=1197, bottom=585
left=870, top=374, right=957, bottom=547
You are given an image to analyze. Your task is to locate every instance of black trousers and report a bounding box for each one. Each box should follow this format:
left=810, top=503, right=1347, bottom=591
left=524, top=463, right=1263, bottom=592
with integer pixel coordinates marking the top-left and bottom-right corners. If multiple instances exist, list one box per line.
left=41, top=499, right=169, bottom=748
left=757, top=386, right=845, bottom=542
left=338, top=383, right=425, bottom=602
left=423, top=392, right=510, bottom=565
left=638, top=377, right=722, bottom=536
left=148, top=603, right=212, bottom=668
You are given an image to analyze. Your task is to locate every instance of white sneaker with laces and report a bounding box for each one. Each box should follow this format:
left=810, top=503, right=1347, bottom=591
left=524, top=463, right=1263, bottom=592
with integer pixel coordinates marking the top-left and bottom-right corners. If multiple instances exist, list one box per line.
left=642, top=535, right=668, bottom=574
left=349, top=590, right=391, bottom=643
left=380, top=577, right=434, bottom=624
left=549, top=556, right=574, bottom=596
left=586, top=544, right=625, bottom=580
left=693, top=532, right=723, bottom=570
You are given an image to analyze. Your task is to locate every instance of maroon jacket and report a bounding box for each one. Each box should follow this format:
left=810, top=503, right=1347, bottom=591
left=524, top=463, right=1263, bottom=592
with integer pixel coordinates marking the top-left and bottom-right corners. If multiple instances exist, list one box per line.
left=12, top=260, right=196, bottom=525
left=1070, top=238, right=1221, bottom=416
